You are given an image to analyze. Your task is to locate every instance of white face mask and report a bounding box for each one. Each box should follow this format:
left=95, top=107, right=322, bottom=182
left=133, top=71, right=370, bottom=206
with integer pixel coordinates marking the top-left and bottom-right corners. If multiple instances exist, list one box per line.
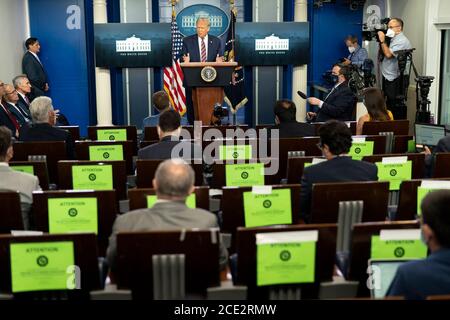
left=386, top=28, right=396, bottom=38
left=348, top=46, right=356, bottom=54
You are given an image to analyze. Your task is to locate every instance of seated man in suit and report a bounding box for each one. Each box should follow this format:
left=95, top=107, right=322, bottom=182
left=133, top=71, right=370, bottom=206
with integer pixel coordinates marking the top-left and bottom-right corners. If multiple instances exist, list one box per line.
left=106, top=158, right=228, bottom=274
left=18, top=96, right=75, bottom=159
left=423, top=135, right=450, bottom=177
left=2, top=84, right=32, bottom=126
left=181, top=17, right=224, bottom=124
left=138, top=109, right=201, bottom=161
left=306, top=64, right=357, bottom=122
left=13, top=74, right=33, bottom=115
left=387, top=190, right=450, bottom=299
left=299, top=120, right=378, bottom=222
left=0, top=126, right=41, bottom=229
left=142, top=90, right=188, bottom=129
left=272, top=99, right=315, bottom=138
left=0, top=80, right=21, bottom=138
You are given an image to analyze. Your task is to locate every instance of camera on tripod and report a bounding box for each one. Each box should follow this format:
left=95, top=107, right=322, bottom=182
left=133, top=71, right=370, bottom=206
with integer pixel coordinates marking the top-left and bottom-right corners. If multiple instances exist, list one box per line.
left=211, top=103, right=229, bottom=125
left=362, top=17, right=390, bottom=42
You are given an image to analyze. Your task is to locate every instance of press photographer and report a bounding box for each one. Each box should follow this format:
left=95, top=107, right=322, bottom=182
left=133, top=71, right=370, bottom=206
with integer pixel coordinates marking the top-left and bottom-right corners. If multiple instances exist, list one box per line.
left=378, top=17, right=412, bottom=120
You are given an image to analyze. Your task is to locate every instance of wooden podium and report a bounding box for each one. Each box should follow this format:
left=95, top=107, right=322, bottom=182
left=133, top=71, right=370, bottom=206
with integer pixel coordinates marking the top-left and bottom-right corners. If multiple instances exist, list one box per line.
left=181, top=62, right=237, bottom=125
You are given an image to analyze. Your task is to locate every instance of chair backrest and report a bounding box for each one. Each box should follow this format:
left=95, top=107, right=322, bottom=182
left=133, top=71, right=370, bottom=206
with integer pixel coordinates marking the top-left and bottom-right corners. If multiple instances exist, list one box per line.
left=57, top=126, right=80, bottom=141
left=433, top=153, right=450, bottom=178
left=235, top=223, right=337, bottom=299
left=310, top=181, right=390, bottom=223
left=57, top=160, right=127, bottom=200
left=116, top=229, right=220, bottom=299
left=128, top=186, right=209, bottom=211
left=12, top=141, right=68, bottom=184
left=135, top=159, right=204, bottom=188
left=361, top=120, right=410, bottom=135
left=362, top=153, right=425, bottom=179
left=355, top=135, right=387, bottom=155
left=144, top=125, right=251, bottom=141
left=0, top=191, right=23, bottom=233
left=9, top=161, right=50, bottom=190
left=88, top=125, right=138, bottom=155
left=74, top=140, right=134, bottom=174
left=313, top=121, right=357, bottom=135
left=32, top=190, right=118, bottom=256
left=0, top=233, right=100, bottom=297
left=396, top=178, right=450, bottom=221
left=347, top=220, right=420, bottom=297
left=221, top=184, right=301, bottom=234
left=210, top=158, right=280, bottom=188
left=392, top=135, right=414, bottom=154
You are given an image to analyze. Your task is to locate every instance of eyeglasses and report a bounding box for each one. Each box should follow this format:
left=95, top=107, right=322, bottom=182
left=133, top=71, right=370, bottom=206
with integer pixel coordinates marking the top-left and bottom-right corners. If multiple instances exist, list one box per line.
left=389, top=24, right=401, bottom=29
left=316, top=142, right=323, bottom=150
left=5, top=89, right=17, bottom=95
left=0, top=83, right=4, bottom=87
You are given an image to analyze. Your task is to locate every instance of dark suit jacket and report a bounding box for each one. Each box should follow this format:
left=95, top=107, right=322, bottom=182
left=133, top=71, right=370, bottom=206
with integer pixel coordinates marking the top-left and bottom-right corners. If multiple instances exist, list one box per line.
left=425, top=136, right=450, bottom=177
left=387, top=249, right=450, bottom=300
left=315, top=82, right=357, bottom=122
left=181, top=34, right=222, bottom=62
left=22, top=51, right=48, bottom=99
left=138, top=135, right=202, bottom=160
left=300, top=156, right=378, bottom=222
left=18, top=122, right=75, bottom=159
left=272, top=121, right=316, bottom=138
left=0, top=101, right=18, bottom=137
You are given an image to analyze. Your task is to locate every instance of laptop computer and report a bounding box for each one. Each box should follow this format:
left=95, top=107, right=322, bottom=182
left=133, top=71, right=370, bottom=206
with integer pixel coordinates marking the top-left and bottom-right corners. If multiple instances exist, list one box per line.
left=368, top=259, right=411, bottom=299
left=414, top=123, right=447, bottom=151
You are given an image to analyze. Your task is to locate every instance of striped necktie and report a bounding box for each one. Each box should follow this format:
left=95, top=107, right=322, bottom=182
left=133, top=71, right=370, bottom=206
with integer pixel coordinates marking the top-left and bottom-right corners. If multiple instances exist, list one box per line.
left=201, top=38, right=207, bottom=62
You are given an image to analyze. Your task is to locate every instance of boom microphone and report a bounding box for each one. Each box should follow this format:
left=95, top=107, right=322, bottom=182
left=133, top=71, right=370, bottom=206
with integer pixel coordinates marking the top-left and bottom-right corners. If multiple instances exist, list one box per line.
left=297, top=91, right=308, bottom=99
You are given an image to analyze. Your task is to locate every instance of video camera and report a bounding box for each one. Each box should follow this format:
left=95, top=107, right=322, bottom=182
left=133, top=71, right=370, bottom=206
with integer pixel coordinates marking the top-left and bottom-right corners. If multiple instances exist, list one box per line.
left=362, top=17, right=390, bottom=42
left=211, top=103, right=229, bottom=125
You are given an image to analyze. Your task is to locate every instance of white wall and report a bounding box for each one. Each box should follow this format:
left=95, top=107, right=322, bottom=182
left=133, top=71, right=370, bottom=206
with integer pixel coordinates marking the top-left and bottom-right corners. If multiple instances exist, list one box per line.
left=389, top=0, right=426, bottom=75
left=0, top=0, right=29, bottom=84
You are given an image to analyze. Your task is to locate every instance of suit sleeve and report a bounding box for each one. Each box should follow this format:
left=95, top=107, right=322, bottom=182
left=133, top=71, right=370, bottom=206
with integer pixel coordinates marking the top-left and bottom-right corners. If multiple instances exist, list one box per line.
left=386, top=267, right=409, bottom=298
left=320, top=90, right=356, bottom=119
left=180, top=37, right=189, bottom=60
left=106, top=216, right=123, bottom=272
left=65, top=132, right=76, bottom=160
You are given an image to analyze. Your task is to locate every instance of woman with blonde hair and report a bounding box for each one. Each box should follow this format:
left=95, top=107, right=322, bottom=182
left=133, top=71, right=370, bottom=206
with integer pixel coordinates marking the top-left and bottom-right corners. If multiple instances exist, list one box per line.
left=356, top=87, right=394, bottom=135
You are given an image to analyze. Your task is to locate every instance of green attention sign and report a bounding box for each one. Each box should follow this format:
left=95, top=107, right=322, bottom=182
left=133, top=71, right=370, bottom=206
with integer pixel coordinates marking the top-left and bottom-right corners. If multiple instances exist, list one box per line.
left=371, top=235, right=427, bottom=259
left=257, top=242, right=316, bottom=286
left=408, top=140, right=416, bottom=153
left=89, top=145, right=123, bottom=161
left=349, top=141, right=374, bottom=160
left=97, top=129, right=127, bottom=141
left=417, top=187, right=438, bottom=216
left=11, top=165, right=35, bottom=175
left=225, top=163, right=264, bottom=187
left=48, top=197, right=98, bottom=234
left=219, top=145, right=252, bottom=160
left=243, top=189, right=292, bottom=227
left=376, top=161, right=412, bottom=190
left=72, top=165, right=113, bottom=190
left=146, top=194, right=196, bottom=209
left=10, top=241, right=75, bottom=293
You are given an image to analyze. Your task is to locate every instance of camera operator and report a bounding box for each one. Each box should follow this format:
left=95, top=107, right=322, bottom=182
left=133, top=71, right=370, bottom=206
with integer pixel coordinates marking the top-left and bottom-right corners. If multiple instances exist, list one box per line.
left=342, top=35, right=368, bottom=69
left=378, top=17, right=412, bottom=120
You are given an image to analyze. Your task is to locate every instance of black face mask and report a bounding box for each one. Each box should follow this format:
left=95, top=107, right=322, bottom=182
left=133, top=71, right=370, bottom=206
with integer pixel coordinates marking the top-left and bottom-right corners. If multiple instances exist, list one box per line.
left=331, top=75, right=339, bottom=83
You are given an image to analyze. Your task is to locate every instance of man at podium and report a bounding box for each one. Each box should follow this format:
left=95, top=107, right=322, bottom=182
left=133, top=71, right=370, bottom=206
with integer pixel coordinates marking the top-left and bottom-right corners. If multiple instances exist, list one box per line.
left=181, top=17, right=224, bottom=124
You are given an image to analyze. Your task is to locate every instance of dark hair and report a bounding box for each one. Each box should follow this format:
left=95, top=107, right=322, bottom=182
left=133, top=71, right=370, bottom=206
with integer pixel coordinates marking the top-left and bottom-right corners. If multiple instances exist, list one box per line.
left=345, top=35, right=358, bottom=44
left=390, top=17, right=404, bottom=30
left=0, top=126, right=12, bottom=160
left=337, top=65, right=351, bottom=81
left=158, top=109, right=181, bottom=132
left=363, top=87, right=391, bottom=121
left=25, top=37, right=38, bottom=49
left=422, top=190, right=450, bottom=248
left=318, top=120, right=352, bottom=155
left=274, top=99, right=296, bottom=123
left=152, top=91, right=170, bottom=112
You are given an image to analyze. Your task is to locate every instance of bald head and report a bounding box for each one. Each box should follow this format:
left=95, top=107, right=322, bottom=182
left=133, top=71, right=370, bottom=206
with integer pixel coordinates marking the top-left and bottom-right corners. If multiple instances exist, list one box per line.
left=153, top=159, right=195, bottom=200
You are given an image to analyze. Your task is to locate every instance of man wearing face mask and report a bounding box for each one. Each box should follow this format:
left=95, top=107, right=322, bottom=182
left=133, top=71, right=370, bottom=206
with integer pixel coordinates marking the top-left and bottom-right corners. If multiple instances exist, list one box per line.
left=306, top=64, right=357, bottom=122
left=342, top=35, right=368, bottom=68
left=386, top=190, right=450, bottom=300
left=378, top=17, right=412, bottom=120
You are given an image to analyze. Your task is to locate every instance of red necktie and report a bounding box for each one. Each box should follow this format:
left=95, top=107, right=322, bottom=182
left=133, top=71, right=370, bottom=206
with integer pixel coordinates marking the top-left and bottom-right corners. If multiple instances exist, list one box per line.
left=1, top=102, right=20, bottom=131
left=201, top=38, right=207, bottom=62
